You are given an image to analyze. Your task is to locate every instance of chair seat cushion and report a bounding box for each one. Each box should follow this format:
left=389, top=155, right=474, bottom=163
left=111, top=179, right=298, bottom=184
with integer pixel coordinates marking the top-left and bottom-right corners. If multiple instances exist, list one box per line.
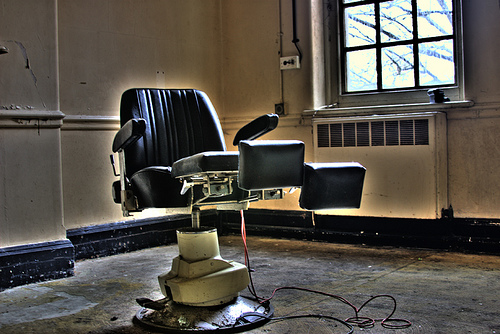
left=171, top=151, right=239, bottom=178
left=130, top=166, right=188, bottom=208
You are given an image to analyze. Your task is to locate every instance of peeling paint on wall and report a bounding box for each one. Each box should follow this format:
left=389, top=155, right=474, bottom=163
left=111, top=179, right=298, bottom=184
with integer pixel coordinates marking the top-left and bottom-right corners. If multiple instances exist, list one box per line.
left=1, top=105, right=35, bottom=110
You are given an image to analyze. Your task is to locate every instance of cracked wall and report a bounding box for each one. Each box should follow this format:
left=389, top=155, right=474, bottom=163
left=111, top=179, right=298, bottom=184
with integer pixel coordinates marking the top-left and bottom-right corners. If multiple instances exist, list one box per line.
left=0, top=0, right=65, bottom=248
left=0, top=0, right=59, bottom=112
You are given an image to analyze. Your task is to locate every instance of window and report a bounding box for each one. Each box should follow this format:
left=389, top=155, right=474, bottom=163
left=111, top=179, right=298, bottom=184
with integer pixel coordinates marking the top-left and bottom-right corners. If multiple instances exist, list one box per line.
left=328, top=0, right=462, bottom=106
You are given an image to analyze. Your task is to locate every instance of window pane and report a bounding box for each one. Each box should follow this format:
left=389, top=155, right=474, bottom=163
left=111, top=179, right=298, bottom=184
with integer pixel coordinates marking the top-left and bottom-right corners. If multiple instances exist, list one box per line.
left=417, top=0, right=453, bottom=38
left=380, top=0, right=413, bottom=43
left=382, top=45, right=414, bottom=89
left=345, top=4, right=376, bottom=47
left=346, top=49, right=377, bottom=92
left=419, top=40, right=455, bottom=86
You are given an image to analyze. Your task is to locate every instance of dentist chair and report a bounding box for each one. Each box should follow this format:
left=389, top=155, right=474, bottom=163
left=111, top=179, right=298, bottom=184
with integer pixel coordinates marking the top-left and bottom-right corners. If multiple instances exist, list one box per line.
left=111, top=88, right=365, bottom=332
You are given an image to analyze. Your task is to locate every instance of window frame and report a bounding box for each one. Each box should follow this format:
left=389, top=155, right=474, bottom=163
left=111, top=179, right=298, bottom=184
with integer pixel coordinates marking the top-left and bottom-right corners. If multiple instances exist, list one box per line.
left=326, top=0, right=464, bottom=108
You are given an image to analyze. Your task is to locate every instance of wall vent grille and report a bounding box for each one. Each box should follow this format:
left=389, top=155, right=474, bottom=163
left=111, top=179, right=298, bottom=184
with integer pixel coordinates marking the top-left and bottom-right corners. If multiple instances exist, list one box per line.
left=317, top=119, right=429, bottom=148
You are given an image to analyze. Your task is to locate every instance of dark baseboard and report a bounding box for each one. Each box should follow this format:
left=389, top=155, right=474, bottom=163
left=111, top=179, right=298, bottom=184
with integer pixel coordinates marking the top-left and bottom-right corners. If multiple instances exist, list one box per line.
left=2, top=209, right=498, bottom=291
left=219, top=209, right=500, bottom=255
left=66, top=212, right=217, bottom=260
left=0, top=239, right=74, bottom=291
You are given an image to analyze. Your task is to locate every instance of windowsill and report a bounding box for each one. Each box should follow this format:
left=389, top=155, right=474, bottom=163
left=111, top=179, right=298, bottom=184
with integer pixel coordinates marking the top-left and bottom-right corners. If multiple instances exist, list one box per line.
left=304, top=100, right=474, bottom=118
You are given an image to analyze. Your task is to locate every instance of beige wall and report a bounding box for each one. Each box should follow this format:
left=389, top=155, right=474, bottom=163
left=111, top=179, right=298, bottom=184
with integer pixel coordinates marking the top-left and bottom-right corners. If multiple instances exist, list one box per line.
left=58, top=0, right=318, bottom=228
left=0, top=0, right=66, bottom=247
left=446, top=0, right=500, bottom=218
left=58, top=0, right=224, bottom=117
left=0, top=0, right=59, bottom=111
left=58, top=0, right=225, bottom=228
left=1, top=0, right=500, bottom=246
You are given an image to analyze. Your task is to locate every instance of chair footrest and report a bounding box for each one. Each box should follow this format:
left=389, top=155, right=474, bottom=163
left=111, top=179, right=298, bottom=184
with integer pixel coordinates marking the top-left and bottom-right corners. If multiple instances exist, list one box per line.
left=299, top=162, right=366, bottom=210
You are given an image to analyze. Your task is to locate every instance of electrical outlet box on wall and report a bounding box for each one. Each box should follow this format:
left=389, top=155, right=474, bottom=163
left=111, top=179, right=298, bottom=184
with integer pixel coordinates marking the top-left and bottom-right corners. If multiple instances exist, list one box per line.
left=280, top=56, right=300, bottom=70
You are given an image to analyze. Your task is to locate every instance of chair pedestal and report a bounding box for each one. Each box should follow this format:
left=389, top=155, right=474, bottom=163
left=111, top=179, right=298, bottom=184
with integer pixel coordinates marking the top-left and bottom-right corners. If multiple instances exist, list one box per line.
left=158, top=226, right=250, bottom=307
left=136, top=225, right=271, bottom=332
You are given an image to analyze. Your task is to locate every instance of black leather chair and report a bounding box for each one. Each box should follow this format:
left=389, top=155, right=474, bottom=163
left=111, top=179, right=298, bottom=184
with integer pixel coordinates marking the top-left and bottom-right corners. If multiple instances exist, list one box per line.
left=110, top=88, right=366, bottom=322
left=111, top=88, right=366, bottom=218
left=111, top=88, right=312, bottom=218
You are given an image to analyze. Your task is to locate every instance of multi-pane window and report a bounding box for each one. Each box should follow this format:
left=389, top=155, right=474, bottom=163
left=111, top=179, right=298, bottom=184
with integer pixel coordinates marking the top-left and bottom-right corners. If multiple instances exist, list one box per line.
left=340, top=0, right=456, bottom=93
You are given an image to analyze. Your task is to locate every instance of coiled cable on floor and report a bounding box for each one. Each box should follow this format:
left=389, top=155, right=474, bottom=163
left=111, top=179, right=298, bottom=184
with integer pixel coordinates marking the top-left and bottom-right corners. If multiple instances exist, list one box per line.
left=235, top=311, right=354, bottom=334
left=239, top=210, right=412, bottom=332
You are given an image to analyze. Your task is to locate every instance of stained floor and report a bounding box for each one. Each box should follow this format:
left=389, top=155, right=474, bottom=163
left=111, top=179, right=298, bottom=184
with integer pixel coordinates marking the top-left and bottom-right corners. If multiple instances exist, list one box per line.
left=1, top=236, right=499, bottom=334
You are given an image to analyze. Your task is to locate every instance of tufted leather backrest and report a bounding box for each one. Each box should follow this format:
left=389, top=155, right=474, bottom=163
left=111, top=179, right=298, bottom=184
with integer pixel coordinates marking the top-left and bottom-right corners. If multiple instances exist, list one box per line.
left=120, top=89, right=226, bottom=177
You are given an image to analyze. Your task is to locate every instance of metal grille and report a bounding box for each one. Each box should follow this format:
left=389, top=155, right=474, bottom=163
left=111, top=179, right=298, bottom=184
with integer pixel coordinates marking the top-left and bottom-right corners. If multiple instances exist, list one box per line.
left=317, top=119, right=429, bottom=148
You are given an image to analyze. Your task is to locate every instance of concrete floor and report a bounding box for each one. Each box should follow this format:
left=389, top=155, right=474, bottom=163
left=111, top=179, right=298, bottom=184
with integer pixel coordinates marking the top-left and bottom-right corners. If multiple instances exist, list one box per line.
left=1, top=235, right=499, bottom=334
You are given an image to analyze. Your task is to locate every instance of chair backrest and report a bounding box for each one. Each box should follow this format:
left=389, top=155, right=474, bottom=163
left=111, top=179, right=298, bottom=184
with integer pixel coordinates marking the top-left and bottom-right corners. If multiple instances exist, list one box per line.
left=120, top=89, right=226, bottom=177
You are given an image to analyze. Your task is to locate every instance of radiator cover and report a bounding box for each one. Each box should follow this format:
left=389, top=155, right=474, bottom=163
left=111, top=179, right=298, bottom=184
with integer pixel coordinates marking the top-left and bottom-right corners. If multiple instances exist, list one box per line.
left=312, top=112, right=447, bottom=219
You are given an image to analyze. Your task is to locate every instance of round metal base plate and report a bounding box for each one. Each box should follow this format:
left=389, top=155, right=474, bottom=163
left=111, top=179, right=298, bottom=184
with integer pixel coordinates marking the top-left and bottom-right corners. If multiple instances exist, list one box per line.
left=134, top=296, right=273, bottom=333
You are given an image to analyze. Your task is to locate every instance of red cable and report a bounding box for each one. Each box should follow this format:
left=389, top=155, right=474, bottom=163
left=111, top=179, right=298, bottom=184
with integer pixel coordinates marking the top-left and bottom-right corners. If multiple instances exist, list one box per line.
left=241, top=210, right=260, bottom=299
left=240, top=210, right=248, bottom=267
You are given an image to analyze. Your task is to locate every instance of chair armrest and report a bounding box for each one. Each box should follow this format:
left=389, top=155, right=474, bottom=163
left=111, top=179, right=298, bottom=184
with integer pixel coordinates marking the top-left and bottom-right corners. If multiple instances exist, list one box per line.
left=238, top=140, right=304, bottom=190
left=112, top=118, right=146, bottom=152
left=232, top=114, right=279, bottom=146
